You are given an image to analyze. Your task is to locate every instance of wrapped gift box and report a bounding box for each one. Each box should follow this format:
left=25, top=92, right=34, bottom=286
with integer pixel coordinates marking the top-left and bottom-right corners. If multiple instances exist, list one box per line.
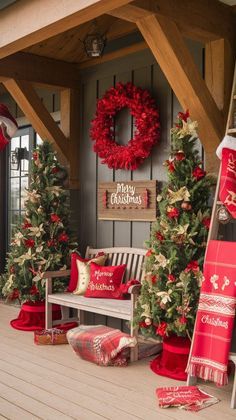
left=34, top=322, right=78, bottom=345
left=34, top=328, right=68, bottom=345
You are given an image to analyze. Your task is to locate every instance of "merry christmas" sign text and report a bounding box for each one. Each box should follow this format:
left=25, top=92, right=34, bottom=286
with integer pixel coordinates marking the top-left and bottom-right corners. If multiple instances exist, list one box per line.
left=98, top=180, right=157, bottom=221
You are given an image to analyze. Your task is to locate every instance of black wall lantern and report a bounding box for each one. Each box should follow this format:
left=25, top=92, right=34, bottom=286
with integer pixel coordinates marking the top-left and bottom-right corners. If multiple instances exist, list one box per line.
left=83, top=33, right=106, bottom=58
left=11, top=147, right=29, bottom=171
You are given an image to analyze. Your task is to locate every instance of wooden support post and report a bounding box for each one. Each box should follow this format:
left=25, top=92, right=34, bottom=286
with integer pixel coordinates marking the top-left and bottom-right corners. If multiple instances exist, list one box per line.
left=0, top=149, right=7, bottom=273
left=205, top=39, right=235, bottom=173
left=205, top=38, right=235, bottom=125
left=136, top=14, right=225, bottom=157
left=60, top=88, right=80, bottom=189
left=2, top=78, right=69, bottom=165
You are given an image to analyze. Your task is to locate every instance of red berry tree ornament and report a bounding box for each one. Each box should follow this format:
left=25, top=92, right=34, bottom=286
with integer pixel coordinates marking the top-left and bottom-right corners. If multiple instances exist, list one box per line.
left=90, top=82, right=160, bottom=170
left=134, top=111, right=215, bottom=339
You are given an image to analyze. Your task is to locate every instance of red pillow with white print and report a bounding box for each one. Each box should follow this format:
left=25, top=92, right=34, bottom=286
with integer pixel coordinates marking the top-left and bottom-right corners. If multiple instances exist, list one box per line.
left=85, top=263, right=126, bottom=299
left=67, top=252, right=106, bottom=293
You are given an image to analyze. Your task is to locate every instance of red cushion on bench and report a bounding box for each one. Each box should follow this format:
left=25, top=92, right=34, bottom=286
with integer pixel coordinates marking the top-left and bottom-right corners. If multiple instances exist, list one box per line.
left=85, top=263, right=126, bottom=299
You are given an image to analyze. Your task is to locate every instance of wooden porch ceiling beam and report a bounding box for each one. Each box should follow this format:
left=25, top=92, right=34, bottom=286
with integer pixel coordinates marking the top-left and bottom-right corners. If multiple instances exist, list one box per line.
left=0, top=0, right=132, bottom=59
left=136, top=14, right=224, bottom=161
left=0, top=52, right=81, bottom=89
left=109, top=0, right=235, bottom=43
left=2, top=79, right=69, bottom=164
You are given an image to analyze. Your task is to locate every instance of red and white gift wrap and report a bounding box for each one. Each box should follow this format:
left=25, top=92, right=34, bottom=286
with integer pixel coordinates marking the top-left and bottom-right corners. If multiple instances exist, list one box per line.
left=34, top=322, right=78, bottom=345
left=156, top=386, right=219, bottom=411
left=0, top=104, right=18, bottom=151
left=186, top=240, right=236, bottom=385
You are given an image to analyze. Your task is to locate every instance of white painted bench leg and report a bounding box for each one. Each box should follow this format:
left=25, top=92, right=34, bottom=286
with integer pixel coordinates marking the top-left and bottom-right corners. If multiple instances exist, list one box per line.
left=45, top=277, right=52, bottom=329
left=79, top=309, right=85, bottom=325
left=130, top=326, right=139, bottom=362
left=187, top=374, right=197, bottom=386
left=61, top=306, right=70, bottom=323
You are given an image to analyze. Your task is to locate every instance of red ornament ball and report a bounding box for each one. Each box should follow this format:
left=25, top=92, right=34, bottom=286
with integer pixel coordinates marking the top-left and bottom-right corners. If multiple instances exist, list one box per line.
left=167, top=207, right=179, bottom=219
left=24, top=239, right=35, bottom=248
left=175, top=151, right=185, bottom=161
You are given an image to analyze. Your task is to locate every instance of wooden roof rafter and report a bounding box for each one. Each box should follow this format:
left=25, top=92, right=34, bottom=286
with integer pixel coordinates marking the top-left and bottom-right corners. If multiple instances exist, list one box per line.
left=0, top=52, right=81, bottom=89
left=109, top=0, right=236, bottom=44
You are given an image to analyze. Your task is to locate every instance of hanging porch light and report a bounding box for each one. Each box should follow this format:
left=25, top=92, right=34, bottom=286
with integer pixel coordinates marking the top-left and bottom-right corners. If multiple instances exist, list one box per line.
left=83, top=33, right=106, bottom=58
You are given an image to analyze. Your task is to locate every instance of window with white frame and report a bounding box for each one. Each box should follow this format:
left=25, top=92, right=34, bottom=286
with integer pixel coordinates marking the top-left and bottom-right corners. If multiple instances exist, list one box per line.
left=7, top=128, right=43, bottom=244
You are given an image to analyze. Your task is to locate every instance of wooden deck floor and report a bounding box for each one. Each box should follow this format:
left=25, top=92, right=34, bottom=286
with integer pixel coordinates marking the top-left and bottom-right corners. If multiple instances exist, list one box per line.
left=0, top=303, right=235, bottom=420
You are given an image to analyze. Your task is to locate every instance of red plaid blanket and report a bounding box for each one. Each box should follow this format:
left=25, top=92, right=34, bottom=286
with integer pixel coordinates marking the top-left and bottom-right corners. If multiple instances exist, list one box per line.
left=156, top=386, right=219, bottom=411
left=187, top=240, right=236, bottom=385
left=67, top=325, right=137, bottom=366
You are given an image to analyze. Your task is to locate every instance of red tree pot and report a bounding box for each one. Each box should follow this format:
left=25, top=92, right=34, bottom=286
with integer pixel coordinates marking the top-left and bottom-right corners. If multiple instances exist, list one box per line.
left=150, top=335, right=191, bottom=381
left=10, top=301, right=61, bottom=331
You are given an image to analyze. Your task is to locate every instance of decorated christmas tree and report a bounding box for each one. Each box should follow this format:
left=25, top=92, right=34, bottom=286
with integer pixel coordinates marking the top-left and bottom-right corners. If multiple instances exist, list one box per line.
left=135, top=111, right=214, bottom=340
left=1, top=141, right=76, bottom=304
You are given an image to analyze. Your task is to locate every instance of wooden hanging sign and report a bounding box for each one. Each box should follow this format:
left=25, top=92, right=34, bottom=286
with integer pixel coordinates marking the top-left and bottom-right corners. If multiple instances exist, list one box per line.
left=98, top=180, right=157, bottom=221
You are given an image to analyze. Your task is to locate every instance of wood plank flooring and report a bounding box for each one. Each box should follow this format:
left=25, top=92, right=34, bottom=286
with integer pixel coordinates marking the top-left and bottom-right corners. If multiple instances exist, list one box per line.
left=0, top=303, right=235, bottom=419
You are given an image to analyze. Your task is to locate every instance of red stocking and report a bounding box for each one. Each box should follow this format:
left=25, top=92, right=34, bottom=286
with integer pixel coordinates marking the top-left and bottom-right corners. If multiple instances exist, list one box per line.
left=219, top=147, right=236, bottom=218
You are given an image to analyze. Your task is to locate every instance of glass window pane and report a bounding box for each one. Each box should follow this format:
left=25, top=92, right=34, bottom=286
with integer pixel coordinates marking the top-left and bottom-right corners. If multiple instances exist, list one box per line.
left=11, top=136, right=19, bottom=151
left=20, top=135, right=30, bottom=174
left=20, top=157, right=29, bottom=173
left=10, top=144, right=20, bottom=176
left=8, top=211, right=20, bottom=240
left=10, top=177, right=20, bottom=210
left=10, top=160, right=20, bottom=176
left=21, top=135, right=29, bottom=149
left=21, top=176, right=28, bottom=208
left=36, top=134, right=43, bottom=145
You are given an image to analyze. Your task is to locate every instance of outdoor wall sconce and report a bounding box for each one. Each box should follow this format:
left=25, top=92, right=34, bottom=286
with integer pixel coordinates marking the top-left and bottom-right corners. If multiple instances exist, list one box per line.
left=11, top=147, right=29, bottom=171
left=83, top=33, right=106, bottom=58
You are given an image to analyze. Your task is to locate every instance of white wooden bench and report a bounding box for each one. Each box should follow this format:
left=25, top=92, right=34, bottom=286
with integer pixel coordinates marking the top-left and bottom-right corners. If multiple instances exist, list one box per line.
left=43, top=246, right=146, bottom=361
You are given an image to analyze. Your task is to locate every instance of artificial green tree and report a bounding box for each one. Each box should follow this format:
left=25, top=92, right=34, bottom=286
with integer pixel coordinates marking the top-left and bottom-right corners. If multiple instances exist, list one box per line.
left=135, top=111, right=214, bottom=340
left=1, top=141, right=76, bottom=303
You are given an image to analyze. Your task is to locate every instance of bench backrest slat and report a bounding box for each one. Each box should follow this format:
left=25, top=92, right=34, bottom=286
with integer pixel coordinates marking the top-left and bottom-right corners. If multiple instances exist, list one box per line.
left=85, top=246, right=146, bottom=282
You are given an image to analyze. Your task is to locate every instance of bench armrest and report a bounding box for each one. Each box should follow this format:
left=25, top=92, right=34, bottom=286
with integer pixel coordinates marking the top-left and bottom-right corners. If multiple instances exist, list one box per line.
left=42, top=269, right=71, bottom=279
left=127, top=284, right=141, bottom=294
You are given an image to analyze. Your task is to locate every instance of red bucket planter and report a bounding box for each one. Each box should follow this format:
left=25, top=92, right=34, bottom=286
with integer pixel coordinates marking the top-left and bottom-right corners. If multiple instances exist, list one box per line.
left=150, top=335, right=191, bottom=381
left=10, top=301, right=61, bottom=331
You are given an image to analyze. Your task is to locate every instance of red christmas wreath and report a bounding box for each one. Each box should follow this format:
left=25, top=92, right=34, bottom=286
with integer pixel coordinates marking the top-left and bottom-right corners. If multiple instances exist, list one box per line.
left=90, top=82, right=160, bottom=170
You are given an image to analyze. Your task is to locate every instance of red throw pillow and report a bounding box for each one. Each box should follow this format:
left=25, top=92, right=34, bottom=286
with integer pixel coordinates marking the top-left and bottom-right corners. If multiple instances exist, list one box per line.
left=67, top=252, right=106, bottom=292
left=85, top=263, right=126, bottom=299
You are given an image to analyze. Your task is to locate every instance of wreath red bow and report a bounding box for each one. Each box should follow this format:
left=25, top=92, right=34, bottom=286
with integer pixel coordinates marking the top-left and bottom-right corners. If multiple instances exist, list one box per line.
left=90, top=82, right=160, bottom=170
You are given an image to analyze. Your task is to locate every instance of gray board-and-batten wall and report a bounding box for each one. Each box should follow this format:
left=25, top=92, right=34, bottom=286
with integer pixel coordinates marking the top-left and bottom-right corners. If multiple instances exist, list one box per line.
left=77, top=42, right=204, bottom=255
